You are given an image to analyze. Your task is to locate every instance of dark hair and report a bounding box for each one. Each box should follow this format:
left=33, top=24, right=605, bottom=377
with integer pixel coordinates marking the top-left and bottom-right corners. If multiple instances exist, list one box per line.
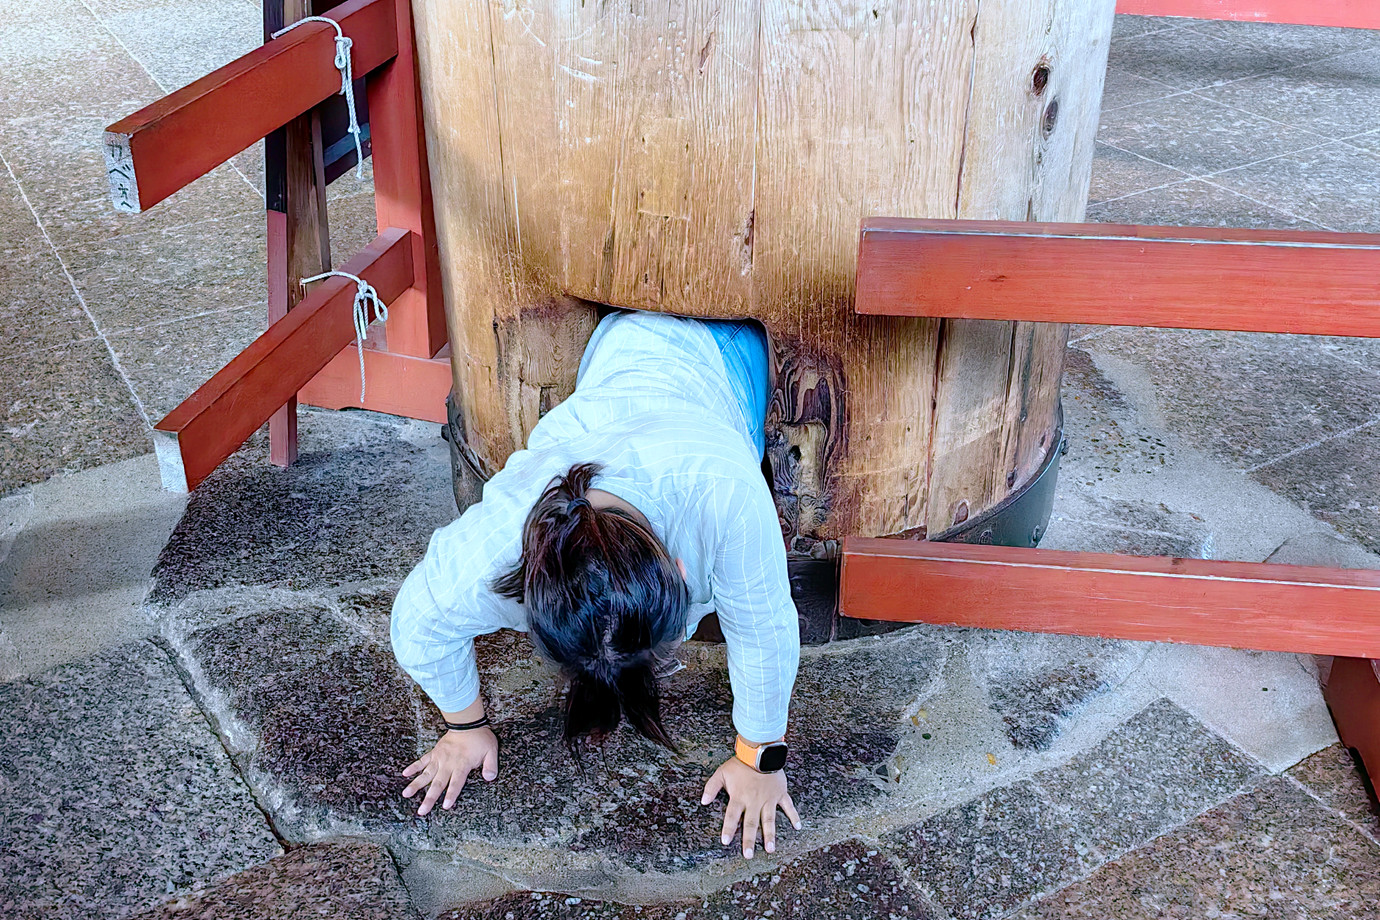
left=493, top=462, right=688, bottom=752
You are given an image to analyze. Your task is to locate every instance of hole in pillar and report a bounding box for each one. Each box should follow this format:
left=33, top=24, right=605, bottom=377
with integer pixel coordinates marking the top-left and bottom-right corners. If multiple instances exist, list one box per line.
left=1042, top=99, right=1060, bottom=138
left=953, top=500, right=970, bottom=526
left=1031, top=63, right=1050, bottom=95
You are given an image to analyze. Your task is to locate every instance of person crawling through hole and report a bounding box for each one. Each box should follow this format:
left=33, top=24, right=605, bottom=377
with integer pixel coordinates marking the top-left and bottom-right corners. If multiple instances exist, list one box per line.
left=389, top=309, right=801, bottom=860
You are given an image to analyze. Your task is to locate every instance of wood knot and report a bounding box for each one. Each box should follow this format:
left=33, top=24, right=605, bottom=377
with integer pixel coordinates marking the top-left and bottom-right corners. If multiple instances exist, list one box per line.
left=1042, top=99, right=1060, bottom=138
left=1031, top=63, right=1050, bottom=96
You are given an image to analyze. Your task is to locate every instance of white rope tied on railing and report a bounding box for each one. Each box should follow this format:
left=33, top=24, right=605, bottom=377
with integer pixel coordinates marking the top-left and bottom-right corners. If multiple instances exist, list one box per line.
left=271, top=15, right=365, bottom=179
left=300, top=271, right=388, bottom=402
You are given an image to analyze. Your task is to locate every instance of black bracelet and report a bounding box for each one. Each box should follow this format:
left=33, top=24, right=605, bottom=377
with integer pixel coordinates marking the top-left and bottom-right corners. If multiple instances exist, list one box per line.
left=443, top=716, right=491, bottom=732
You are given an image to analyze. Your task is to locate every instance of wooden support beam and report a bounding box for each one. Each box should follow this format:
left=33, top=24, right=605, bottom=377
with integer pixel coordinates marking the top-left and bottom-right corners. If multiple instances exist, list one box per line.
left=366, top=0, right=447, bottom=358
left=103, top=0, right=396, bottom=214
left=299, top=346, right=451, bottom=423
left=1324, top=657, right=1380, bottom=797
left=855, top=219, right=1380, bottom=338
left=839, top=538, right=1380, bottom=658
left=153, top=229, right=414, bottom=493
left=1115, top=0, right=1380, bottom=29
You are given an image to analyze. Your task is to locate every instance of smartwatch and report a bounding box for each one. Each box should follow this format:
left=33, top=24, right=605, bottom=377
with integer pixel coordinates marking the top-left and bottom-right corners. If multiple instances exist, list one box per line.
left=735, top=736, right=788, bottom=773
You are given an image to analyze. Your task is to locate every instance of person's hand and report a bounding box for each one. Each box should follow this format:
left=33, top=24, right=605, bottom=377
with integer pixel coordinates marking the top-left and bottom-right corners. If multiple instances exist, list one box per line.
left=401, top=727, right=499, bottom=816
left=701, top=756, right=801, bottom=858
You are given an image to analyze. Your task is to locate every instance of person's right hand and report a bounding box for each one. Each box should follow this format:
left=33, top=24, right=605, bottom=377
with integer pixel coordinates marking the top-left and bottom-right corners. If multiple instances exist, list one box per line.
left=401, top=727, right=499, bottom=816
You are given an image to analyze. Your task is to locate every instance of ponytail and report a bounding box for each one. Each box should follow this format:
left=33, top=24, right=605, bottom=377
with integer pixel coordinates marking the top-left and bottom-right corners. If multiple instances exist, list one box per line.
left=493, top=462, right=687, bottom=753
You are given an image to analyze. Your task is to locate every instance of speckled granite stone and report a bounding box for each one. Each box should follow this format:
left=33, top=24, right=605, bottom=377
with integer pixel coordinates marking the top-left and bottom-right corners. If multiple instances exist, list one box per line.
left=1251, top=423, right=1380, bottom=555
left=882, top=782, right=1081, bottom=920
left=1084, top=328, right=1380, bottom=470
left=1210, top=141, right=1380, bottom=233
left=0, top=641, right=280, bottom=920
left=440, top=840, right=940, bottom=920
left=1035, top=699, right=1261, bottom=867
left=1086, top=178, right=1325, bottom=231
left=0, top=338, right=149, bottom=493
left=973, top=632, right=1148, bottom=751
left=1087, top=143, right=1188, bottom=205
left=127, top=843, right=416, bottom=920
left=1288, top=744, right=1380, bottom=842
left=1009, top=779, right=1380, bottom=919
left=148, top=412, right=454, bottom=602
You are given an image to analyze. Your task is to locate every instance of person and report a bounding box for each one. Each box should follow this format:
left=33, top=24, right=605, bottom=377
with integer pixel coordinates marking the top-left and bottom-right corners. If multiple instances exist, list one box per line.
left=389, top=309, right=802, bottom=860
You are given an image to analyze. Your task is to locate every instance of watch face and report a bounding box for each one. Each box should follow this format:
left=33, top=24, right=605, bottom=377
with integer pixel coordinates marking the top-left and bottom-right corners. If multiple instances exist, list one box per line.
left=758, top=743, right=788, bottom=773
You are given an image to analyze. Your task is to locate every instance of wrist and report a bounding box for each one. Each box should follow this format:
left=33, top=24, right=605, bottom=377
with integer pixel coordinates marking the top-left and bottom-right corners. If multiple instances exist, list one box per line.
left=734, top=734, right=788, bottom=773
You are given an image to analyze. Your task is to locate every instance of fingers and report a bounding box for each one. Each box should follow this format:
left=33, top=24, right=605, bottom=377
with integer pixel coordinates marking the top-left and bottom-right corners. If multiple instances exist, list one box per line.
left=417, top=766, right=449, bottom=817
left=720, top=799, right=745, bottom=848
left=401, top=750, right=432, bottom=779
left=482, top=745, right=498, bottom=782
left=779, top=794, right=803, bottom=831
left=701, top=768, right=726, bottom=806
left=762, top=805, right=777, bottom=855
left=402, top=763, right=435, bottom=800
left=442, top=765, right=469, bottom=810
left=742, top=809, right=761, bottom=859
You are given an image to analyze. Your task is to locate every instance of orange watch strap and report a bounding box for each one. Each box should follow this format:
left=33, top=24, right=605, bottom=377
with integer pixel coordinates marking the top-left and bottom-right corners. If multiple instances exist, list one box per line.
left=734, top=735, right=762, bottom=771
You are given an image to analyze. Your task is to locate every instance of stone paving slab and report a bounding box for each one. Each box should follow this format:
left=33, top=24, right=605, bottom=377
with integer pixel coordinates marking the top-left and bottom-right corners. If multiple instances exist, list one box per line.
left=148, top=411, right=455, bottom=603
left=127, top=843, right=416, bottom=920
left=440, top=840, right=941, bottom=920
left=1035, top=699, right=1261, bottom=868
left=0, top=640, right=280, bottom=920
left=1008, top=778, right=1380, bottom=919
left=1288, top=744, right=1380, bottom=843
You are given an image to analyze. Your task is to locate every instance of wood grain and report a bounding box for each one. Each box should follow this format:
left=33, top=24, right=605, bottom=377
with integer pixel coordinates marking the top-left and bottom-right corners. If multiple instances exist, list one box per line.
left=154, top=229, right=413, bottom=492
left=1324, top=657, right=1380, bottom=792
left=856, top=219, right=1380, bottom=338
left=415, top=0, right=1114, bottom=541
left=103, top=0, right=397, bottom=213
left=1116, top=0, right=1380, bottom=28
left=840, top=537, right=1380, bottom=657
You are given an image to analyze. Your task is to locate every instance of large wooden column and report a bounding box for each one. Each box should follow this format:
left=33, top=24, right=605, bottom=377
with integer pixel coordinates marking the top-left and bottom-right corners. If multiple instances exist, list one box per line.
left=411, top=0, right=1116, bottom=546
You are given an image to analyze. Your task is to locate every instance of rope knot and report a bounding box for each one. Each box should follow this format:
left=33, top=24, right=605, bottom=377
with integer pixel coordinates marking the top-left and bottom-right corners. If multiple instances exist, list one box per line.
left=300, top=270, right=389, bottom=403
left=272, top=16, right=365, bottom=179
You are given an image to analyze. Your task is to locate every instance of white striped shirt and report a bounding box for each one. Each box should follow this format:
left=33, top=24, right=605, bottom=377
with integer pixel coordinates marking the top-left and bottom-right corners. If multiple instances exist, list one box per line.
left=390, top=312, right=799, bottom=743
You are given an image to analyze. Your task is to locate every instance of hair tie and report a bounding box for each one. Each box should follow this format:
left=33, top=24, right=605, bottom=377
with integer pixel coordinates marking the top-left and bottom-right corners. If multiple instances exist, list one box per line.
left=566, top=496, right=591, bottom=515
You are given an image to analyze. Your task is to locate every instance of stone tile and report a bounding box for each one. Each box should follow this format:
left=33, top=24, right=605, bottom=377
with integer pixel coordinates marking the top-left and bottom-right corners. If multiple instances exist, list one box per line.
left=0, top=641, right=281, bottom=920
left=1108, top=25, right=1285, bottom=92
left=1097, top=94, right=1328, bottom=176
left=328, top=191, right=381, bottom=262
left=883, top=782, right=1080, bottom=920
left=0, top=252, right=97, bottom=361
left=1036, top=699, right=1261, bottom=866
left=1138, top=645, right=1338, bottom=775
left=128, top=843, right=416, bottom=920
left=66, top=211, right=267, bottom=332
left=0, top=2, right=153, bottom=115
left=1099, top=68, right=1176, bottom=113
left=0, top=167, right=46, bottom=261
left=1085, top=327, right=1380, bottom=470
left=1009, top=779, right=1380, bottom=919
left=1187, top=19, right=1380, bottom=65
left=147, top=410, right=454, bottom=602
left=1, top=101, right=264, bottom=250
left=107, top=305, right=265, bottom=419
left=0, top=454, right=185, bottom=679
left=1086, top=143, right=1189, bottom=205
left=1266, top=529, right=1380, bottom=569
left=1110, top=14, right=1193, bottom=42
left=1198, top=48, right=1380, bottom=140
left=971, top=631, right=1148, bottom=751
left=1085, top=177, right=1326, bottom=229
left=1289, top=743, right=1380, bottom=841
left=95, top=0, right=262, bottom=94
left=442, top=840, right=939, bottom=920
left=0, top=338, right=148, bottom=494
left=1211, top=140, right=1380, bottom=231
left=1251, top=422, right=1380, bottom=553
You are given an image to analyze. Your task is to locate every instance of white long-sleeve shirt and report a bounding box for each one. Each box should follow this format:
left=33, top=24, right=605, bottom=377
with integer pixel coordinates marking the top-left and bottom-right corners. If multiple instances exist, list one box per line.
left=390, top=312, right=799, bottom=743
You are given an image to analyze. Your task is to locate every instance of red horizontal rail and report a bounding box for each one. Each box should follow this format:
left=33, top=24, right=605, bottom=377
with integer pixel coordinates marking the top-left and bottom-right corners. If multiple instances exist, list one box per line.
left=153, top=228, right=414, bottom=492
left=1115, top=0, right=1380, bottom=29
left=103, top=0, right=397, bottom=213
left=855, top=219, right=1380, bottom=338
left=299, top=345, right=450, bottom=423
left=840, top=538, right=1380, bottom=658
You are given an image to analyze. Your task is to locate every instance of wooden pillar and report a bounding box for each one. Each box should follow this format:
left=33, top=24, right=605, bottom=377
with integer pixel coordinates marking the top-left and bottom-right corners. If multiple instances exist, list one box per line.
left=411, top=0, right=1116, bottom=543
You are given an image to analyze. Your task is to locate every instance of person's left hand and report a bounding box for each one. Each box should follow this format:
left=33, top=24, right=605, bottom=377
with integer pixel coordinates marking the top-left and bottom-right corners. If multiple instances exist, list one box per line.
left=701, top=756, right=802, bottom=858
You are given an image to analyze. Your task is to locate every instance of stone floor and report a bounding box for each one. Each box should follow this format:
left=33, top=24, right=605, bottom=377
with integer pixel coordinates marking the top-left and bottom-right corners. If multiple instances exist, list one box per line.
left=2, top=6, right=1380, bottom=920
